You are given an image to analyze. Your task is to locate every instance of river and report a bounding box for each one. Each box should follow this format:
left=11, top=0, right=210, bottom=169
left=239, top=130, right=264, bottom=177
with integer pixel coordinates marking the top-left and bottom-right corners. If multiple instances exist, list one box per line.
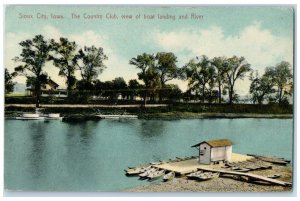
left=4, top=118, right=293, bottom=191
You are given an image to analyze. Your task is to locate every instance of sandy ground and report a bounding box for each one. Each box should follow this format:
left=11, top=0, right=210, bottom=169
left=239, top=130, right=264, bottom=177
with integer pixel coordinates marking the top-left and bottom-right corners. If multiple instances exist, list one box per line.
left=154, top=153, right=253, bottom=175
left=125, top=164, right=293, bottom=193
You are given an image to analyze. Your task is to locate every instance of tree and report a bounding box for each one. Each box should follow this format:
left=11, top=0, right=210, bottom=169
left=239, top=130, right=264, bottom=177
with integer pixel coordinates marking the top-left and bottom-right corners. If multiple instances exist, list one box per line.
left=112, top=77, right=128, bottom=100
left=183, top=55, right=214, bottom=103
left=264, top=61, right=293, bottom=104
left=155, top=52, right=178, bottom=101
left=162, top=84, right=182, bottom=102
left=211, top=57, right=228, bottom=104
left=13, top=35, right=51, bottom=107
left=5, top=68, right=16, bottom=94
left=129, top=53, right=158, bottom=106
left=49, top=37, right=78, bottom=94
left=76, top=45, right=108, bottom=83
left=128, top=79, right=141, bottom=100
left=249, top=71, right=274, bottom=104
left=225, top=56, right=251, bottom=104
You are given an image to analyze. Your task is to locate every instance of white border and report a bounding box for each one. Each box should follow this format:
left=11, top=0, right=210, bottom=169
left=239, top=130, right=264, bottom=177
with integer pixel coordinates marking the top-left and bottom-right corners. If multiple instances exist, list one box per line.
left=1, top=0, right=299, bottom=200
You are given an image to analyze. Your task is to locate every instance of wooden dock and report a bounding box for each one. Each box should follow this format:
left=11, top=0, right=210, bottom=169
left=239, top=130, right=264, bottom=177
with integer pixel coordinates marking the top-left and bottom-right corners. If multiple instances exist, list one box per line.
left=197, top=167, right=291, bottom=186
left=125, top=153, right=292, bottom=187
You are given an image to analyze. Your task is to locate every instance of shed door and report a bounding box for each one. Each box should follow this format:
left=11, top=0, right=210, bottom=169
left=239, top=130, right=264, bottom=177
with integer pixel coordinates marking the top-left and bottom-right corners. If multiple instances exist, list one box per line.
left=199, top=143, right=210, bottom=164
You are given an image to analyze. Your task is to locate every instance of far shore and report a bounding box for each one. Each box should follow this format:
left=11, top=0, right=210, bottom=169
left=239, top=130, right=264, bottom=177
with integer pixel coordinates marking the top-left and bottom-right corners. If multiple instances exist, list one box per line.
left=5, top=104, right=293, bottom=120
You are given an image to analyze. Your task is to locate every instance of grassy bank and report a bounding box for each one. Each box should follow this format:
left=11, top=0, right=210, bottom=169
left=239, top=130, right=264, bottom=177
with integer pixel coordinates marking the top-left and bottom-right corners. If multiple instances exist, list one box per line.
left=5, top=103, right=293, bottom=120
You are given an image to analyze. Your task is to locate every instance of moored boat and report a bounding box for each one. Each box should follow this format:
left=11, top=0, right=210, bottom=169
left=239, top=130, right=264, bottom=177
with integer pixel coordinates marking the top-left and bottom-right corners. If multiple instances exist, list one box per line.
left=139, top=168, right=157, bottom=178
left=163, top=171, right=175, bottom=182
left=125, top=165, right=152, bottom=176
left=44, top=113, right=63, bottom=120
left=147, top=169, right=165, bottom=180
left=195, top=172, right=220, bottom=181
left=96, top=114, right=138, bottom=119
left=186, top=170, right=203, bottom=179
left=16, top=113, right=44, bottom=120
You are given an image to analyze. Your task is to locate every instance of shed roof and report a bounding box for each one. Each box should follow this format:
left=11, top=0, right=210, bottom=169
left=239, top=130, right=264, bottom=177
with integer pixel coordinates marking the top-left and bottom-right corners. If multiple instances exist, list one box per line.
left=191, top=139, right=233, bottom=148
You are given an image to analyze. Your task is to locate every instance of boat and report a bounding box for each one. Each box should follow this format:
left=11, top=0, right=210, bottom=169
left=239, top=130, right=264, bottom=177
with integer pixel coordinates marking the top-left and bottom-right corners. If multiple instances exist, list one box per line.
left=267, top=174, right=281, bottom=179
left=125, top=166, right=152, bottom=176
left=139, top=168, right=157, bottom=178
left=44, top=113, right=63, bottom=120
left=16, top=113, right=44, bottom=120
left=195, top=172, right=220, bottom=181
left=186, top=170, right=203, bottom=179
left=147, top=170, right=165, bottom=180
left=163, top=171, right=175, bottom=182
left=96, top=114, right=138, bottom=119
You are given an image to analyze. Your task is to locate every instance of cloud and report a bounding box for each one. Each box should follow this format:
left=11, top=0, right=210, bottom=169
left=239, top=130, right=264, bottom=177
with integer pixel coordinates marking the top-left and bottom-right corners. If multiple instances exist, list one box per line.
left=149, top=22, right=293, bottom=95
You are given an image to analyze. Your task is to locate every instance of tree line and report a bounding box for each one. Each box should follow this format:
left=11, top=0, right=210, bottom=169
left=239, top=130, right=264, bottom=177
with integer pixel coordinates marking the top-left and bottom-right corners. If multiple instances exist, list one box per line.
left=5, top=35, right=293, bottom=107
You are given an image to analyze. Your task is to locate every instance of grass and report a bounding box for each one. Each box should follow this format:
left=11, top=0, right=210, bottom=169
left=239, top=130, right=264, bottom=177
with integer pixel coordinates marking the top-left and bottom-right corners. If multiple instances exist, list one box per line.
left=5, top=96, right=293, bottom=117
left=5, top=93, right=27, bottom=97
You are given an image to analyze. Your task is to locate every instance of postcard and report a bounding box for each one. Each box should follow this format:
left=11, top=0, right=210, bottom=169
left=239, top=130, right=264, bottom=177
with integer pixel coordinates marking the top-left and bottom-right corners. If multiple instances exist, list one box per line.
left=4, top=5, right=294, bottom=194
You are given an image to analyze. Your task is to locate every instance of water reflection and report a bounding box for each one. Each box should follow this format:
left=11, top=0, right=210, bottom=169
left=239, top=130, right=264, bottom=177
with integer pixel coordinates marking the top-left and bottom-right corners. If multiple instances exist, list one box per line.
left=28, top=121, right=47, bottom=179
left=63, top=120, right=97, bottom=145
left=138, top=120, right=165, bottom=138
left=62, top=121, right=99, bottom=189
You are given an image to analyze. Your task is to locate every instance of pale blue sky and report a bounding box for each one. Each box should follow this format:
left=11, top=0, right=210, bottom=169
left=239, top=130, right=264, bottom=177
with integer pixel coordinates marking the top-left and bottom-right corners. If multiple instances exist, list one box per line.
left=5, top=5, right=294, bottom=95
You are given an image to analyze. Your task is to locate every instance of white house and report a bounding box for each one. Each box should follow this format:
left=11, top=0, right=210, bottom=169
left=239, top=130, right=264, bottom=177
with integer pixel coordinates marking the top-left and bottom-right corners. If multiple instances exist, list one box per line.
left=191, top=139, right=233, bottom=165
left=26, top=78, right=68, bottom=98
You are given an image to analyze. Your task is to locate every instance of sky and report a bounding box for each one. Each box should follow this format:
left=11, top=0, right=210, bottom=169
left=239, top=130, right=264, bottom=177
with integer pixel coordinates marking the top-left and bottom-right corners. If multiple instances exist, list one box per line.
left=4, top=5, right=294, bottom=96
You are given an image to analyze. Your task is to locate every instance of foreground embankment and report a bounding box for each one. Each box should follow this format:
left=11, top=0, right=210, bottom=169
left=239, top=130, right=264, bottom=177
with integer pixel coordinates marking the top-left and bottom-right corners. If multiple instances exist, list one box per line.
left=125, top=164, right=292, bottom=192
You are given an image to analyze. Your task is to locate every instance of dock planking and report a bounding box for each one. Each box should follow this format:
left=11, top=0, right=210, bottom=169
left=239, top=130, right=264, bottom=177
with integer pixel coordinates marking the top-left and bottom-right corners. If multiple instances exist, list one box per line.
left=197, top=167, right=291, bottom=186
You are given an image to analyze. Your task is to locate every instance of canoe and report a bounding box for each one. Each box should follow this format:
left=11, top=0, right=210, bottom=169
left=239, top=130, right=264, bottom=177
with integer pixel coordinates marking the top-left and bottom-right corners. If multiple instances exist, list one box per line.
left=139, top=168, right=157, bottom=178
left=125, top=166, right=152, bottom=175
left=195, top=172, right=219, bottom=181
left=186, top=171, right=203, bottom=179
left=163, top=171, right=175, bottom=182
left=267, top=174, right=281, bottom=179
left=147, top=170, right=165, bottom=180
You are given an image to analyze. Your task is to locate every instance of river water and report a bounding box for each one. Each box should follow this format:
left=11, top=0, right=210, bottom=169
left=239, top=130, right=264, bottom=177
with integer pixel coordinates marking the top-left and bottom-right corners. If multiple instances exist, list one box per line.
left=4, top=118, right=293, bottom=191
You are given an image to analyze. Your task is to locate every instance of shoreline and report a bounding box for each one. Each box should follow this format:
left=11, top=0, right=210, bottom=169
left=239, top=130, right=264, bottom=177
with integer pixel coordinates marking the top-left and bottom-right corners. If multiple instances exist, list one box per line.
left=5, top=110, right=293, bottom=120
left=5, top=104, right=293, bottom=120
left=5, top=103, right=293, bottom=120
left=124, top=164, right=292, bottom=192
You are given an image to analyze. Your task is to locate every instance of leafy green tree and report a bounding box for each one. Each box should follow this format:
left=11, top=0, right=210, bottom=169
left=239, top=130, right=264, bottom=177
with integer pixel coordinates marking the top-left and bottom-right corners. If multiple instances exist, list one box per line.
left=76, top=46, right=108, bottom=83
left=155, top=52, right=178, bottom=101
left=211, top=57, right=228, bottom=104
left=264, top=61, right=293, bottom=104
left=5, top=68, right=16, bottom=94
left=183, top=55, right=214, bottom=103
left=112, top=77, right=128, bottom=100
left=162, top=84, right=182, bottom=102
left=128, top=79, right=141, bottom=100
left=249, top=71, right=274, bottom=104
left=49, top=37, right=78, bottom=93
left=129, top=53, right=158, bottom=105
left=13, top=35, right=51, bottom=107
left=225, top=56, right=251, bottom=104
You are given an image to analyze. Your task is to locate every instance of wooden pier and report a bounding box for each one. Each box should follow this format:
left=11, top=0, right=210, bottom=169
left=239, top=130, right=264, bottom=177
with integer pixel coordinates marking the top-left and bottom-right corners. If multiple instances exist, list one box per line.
left=197, top=166, right=291, bottom=186
left=125, top=153, right=292, bottom=187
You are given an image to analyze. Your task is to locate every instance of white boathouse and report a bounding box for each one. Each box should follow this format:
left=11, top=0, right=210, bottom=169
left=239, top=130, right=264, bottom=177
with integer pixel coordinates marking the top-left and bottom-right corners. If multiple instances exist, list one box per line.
left=191, top=139, right=233, bottom=165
